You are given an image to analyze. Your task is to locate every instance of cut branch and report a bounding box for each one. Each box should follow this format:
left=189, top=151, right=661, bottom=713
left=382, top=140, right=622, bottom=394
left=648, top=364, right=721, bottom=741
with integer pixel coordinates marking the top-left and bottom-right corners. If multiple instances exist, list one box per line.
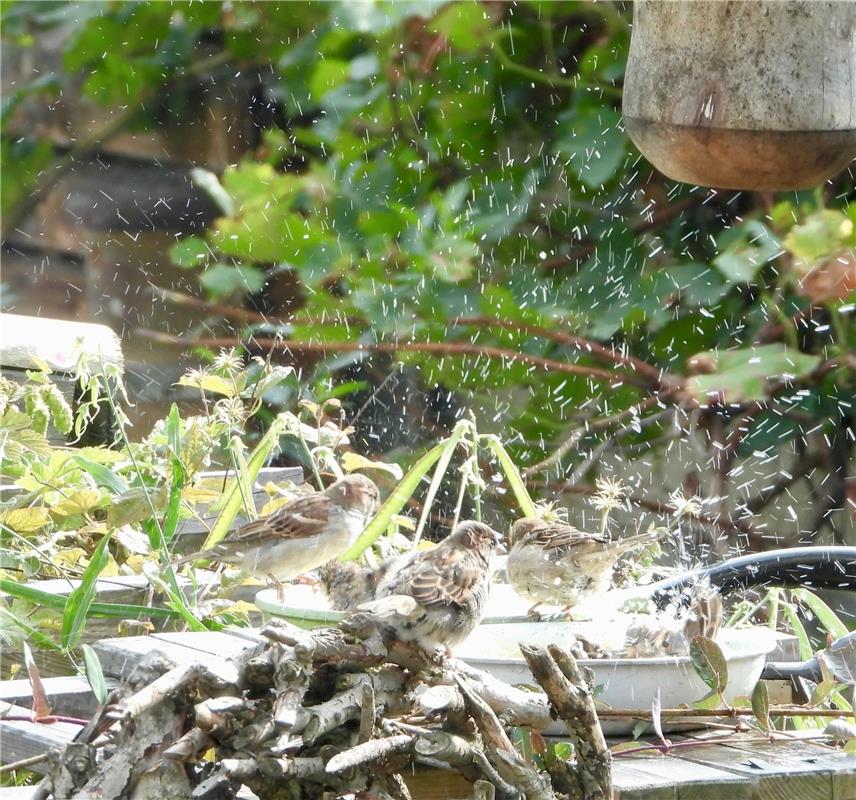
left=521, top=644, right=612, bottom=800
left=137, top=329, right=642, bottom=386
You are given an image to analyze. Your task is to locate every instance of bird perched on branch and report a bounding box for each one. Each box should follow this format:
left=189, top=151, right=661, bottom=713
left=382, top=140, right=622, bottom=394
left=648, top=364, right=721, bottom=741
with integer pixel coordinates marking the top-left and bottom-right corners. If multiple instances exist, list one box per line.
left=506, top=517, right=661, bottom=618
left=355, top=520, right=502, bottom=655
left=178, top=474, right=379, bottom=585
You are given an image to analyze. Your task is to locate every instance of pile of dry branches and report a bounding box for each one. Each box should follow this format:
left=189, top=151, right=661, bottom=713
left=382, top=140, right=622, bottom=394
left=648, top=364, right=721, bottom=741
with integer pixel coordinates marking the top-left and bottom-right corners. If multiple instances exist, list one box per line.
left=36, top=618, right=612, bottom=800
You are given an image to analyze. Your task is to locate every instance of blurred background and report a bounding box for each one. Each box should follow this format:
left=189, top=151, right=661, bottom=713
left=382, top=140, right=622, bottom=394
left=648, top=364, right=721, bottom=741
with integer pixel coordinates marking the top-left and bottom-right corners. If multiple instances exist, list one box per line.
left=2, top=0, right=856, bottom=555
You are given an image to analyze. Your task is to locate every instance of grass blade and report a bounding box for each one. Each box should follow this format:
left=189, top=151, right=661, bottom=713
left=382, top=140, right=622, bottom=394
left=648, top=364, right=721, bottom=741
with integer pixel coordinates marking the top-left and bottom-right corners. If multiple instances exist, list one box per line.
left=0, top=578, right=176, bottom=620
left=202, top=418, right=284, bottom=550
left=162, top=404, right=186, bottom=544
left=482, top=435, right=537, bottom=517
left=61, top=533, right=112, bottom=649
left=0, top=607, right=63, bottom=651
left=81, top=643, right=108, bottom=706
left=340, top=439, right=451, bottom=561
left=72, top=454, right=128, bottom=494
left=414, top=420, right=469, bottom=544
left=793, top=589, right=848, bottom=639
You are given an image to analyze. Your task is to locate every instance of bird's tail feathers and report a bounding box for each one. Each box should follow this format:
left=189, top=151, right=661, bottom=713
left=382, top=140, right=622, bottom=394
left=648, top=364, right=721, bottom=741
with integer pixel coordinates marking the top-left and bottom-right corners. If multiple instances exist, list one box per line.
left=611, top=529, right=662, bottom=555
left=357, top=594, right=419, bottom=619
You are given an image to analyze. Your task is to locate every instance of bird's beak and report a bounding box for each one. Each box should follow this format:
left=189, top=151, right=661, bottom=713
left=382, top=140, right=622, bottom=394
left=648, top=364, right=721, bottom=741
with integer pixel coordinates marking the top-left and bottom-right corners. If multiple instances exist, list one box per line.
left=494, top=535, right=508, bottom=555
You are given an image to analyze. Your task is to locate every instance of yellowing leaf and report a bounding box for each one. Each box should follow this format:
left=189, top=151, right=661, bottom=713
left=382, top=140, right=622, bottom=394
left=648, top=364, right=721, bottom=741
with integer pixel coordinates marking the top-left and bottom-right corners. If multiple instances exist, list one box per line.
left=3, top=507, right=51, bottom=532
left=176, top=374, right=237, bottom=397
left=340, top=451, right=403, bottom=480
left=52, top=490, right=106, bottom=517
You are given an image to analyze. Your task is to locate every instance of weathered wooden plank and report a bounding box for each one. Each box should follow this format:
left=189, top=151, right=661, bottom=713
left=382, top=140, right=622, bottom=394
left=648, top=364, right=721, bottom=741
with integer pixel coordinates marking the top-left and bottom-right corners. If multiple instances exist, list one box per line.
left=614, top=754, right=752, bottom=800
left=0, top=314, right=123, bottom=372
left=0, top=675, right=115, bottom=719
left=91, top=630, right=256, bottom=680
left=0, top=788, right=43, bottom=799
left=672, top=738, right=845, bottom=800
left=0, top=703, right=78, bottom=774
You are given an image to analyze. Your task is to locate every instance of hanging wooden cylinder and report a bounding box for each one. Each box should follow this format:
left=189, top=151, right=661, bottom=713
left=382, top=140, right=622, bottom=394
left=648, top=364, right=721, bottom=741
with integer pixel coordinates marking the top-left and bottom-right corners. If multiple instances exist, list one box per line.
left=623, top=1, right=856, bottom=191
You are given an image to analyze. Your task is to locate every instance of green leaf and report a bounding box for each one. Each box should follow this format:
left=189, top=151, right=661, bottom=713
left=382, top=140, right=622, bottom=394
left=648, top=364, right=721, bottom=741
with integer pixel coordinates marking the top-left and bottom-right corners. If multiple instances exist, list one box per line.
left=0, top=607, right=63, bottom=652
left=784, top=209, right=852, bottom=264
left=713, top=221, right=780, bottom=285
left=176, top=373, right=238, bottom=398
left=686, top=345, right=822, bottom=404
left=689, top=635, right=728, bottom=694
left=309, top=58, right=350, bottom=98
left=169, top=236, right=211, bottom=268
left=340, top=452, right=404, bottom=480
left=751, top=680, right=770, bottom=731
left=782, top=602, right=813, bottom=661
left=340, top=439, right=451, bottom=561
left=199, top=264, right=267, bottom=298
left=555, top=107, right=627, bottom=188
left=61, top=532, right=113, bottom=649
left=73, top=454, right=129, bottom=494
left=82, top=644, right=108, bottom=706
left=429, top=2, right=491, bottom=51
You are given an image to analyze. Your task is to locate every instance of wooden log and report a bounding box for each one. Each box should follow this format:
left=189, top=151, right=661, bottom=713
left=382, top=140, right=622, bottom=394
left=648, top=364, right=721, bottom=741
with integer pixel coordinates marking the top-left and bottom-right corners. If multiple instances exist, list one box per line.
left=325, top=734, right=414, bottom=773
left=454, top=675, right=555, bottom=800
left=520, top=644, right=612, bottom=800
left=623, top=0, right=856, bottom=191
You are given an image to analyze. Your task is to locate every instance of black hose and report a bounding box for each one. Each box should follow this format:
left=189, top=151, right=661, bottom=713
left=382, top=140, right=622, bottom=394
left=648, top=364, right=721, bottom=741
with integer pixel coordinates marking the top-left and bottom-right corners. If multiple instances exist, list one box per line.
left=650, top=546, right=856, bottom=608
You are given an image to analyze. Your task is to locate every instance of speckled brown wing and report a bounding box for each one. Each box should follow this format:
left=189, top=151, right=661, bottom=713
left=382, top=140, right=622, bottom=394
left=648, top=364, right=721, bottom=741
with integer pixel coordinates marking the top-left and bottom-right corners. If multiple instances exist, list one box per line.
left=385, top=547, right=482, bottom=610
left=524, top=522, right=607, bottom=554
left=219, top=493, right=333, bottom=549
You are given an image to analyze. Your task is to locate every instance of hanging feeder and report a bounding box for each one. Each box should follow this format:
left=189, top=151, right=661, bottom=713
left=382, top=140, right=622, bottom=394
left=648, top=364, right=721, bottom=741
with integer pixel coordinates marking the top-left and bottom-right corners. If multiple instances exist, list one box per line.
left=623, top=1, right=856, bottom=191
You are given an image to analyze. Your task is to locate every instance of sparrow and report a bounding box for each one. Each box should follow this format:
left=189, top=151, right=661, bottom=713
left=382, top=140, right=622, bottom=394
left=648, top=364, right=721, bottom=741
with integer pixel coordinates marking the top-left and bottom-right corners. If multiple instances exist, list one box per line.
left=178, top=474, right=379, bottom=583
left=317, top=558, right=392, bottom=611
left=624, top=585, right=723, bottom=658
left=356, top=520, right=502, bottom=655
left=506, top=517, right=660, bottom=617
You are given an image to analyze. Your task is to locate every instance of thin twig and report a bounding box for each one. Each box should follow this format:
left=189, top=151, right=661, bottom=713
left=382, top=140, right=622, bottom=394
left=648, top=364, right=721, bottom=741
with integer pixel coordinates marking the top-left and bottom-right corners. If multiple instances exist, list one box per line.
left=522, top=396, right=663, bottom=478
left=0, top=752, right=49, bottom=774
left=452, top=317, right=671, bottom=387
left=598, top=706, right=855, bottom=719
left=137, top=329, right=628, bottom=385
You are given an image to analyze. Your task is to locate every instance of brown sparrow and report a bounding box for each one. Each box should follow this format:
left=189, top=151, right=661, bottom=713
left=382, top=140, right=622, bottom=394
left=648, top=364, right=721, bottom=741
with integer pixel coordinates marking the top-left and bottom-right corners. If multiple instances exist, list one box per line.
left=624, top=585, right=723, bottom=658
left=179, top=474, right=379, bottom=582
left=357, top=521, right=502, bottom=654
left=506, top=517, right=660, bottom=617
left=317, top=558, right=391, bottom=611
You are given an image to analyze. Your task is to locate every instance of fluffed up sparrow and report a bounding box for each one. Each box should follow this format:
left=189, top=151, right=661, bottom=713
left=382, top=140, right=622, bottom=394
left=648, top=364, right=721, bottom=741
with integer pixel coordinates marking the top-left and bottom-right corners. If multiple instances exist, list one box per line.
left=356, top=520, right=502, bottom=655
left=624, top=585, right=723, bottom=658
left=506, top=517, right=660, bottom=617
left=317, top=558, right=392, bottom=611
left=179, top=474, right=379, bottom=583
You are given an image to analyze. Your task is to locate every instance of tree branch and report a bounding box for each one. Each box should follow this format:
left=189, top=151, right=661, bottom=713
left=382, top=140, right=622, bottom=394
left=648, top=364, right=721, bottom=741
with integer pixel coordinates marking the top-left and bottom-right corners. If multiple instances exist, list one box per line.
left=137, top=329, right=631, bottom=385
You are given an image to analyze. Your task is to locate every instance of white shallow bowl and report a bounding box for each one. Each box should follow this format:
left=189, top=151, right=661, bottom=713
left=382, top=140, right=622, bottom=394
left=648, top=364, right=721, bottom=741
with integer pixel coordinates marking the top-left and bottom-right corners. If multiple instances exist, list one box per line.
left=256, top=585, right=776, bottom=736
left=456, top=622, right=777, bottom=735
